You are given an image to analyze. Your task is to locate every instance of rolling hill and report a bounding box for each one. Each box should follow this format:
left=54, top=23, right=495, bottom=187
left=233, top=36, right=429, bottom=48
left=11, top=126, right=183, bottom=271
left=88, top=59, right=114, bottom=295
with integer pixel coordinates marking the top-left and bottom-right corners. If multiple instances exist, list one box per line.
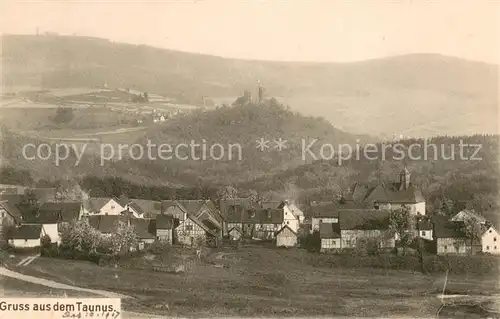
left=2, top=34, right=498, bottom=138
left=0, top=100, right=368, bottom=186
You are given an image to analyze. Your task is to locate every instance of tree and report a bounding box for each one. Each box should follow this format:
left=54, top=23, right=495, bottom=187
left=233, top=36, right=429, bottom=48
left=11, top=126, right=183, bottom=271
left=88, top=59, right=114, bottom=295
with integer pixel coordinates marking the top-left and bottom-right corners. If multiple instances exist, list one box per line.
left=19, top=188, right=39, bottom=213
left=389, top=205, right=415, bottom=255
left=109, top=220, right=138, bottom=255
left=0, top=221, right=15, bottom=248
left=462, top=215, right=483, bottom=255
left=0, top=167, right=33, bottom=186
left=59, top=220, right=101, bottom=255
left=415, top=212, right=426, bottom=273
left=216, top=186, right=239, bottom=201
left=52, top=107, right=74, bottom=124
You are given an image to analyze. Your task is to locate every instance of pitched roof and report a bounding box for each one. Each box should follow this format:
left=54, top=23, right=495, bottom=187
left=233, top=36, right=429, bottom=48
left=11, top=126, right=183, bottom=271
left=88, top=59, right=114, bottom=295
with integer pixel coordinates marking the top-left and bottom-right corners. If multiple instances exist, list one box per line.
left=287, top=203, right=305, bottom=217
left=115, top=195, right=131, bottom=207
left=451, top=209, right=488, bottom=224
left=11, top=224, right=42, bottom=240
left=83, top=197, right=113, bottom=213
left=130, top=218, right=155, bottom=239
left=319, top=222, right=341, bottom=239
left=309, top=203, right=339, bottom=218
left=39, top=202, right=80, bottom=222
left=260, top=201, right=282, bottom=209
left=0, top=201, right=23, bottom=220
left=228, top=226, right=242, bottom=234
left=22, top=208, right=61, bottom=224
left=88, top=215, right=128, bottom=233
left=349, top=180, right=424, bottom=204
left=224, top=206, right=284, bottom=224
left=306, top=201, right=365, bottom=218
left=433, top=220, right=467, bottom=238
left=175, top=200, right=206, bottom=214
left=196, top=210, right=223, bottom=231
left=418, top=220, right=433, bottom=231
left=338, top=209, right=392, bottom=230
left=187, top=214, right=216, bottom=237
left=219, top=198, right=255, bottom=216
left=129, top=199, right=162, bottom=216
left=276, top=225, right=297, bottom=236
left=0, top=194, right=24, bottom=205
left=156, top=214, right=174, bottom=229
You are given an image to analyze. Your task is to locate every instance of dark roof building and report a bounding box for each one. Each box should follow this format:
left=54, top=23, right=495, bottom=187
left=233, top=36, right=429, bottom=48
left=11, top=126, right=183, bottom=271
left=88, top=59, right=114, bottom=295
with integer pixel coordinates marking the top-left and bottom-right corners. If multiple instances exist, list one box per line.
left=130, top=218, right=155, bottom=240
left=338, top=209, right=392, bottom=230
left=156, top=214, right=174, bottom=229
left=87, top=215, right=129, bottom=234
left=0, top=201, right=23, bottom=221
left=83, top=197, right=113, bottom=213
left=433, top=220, right=467, bottom=239
left=22, top=208, right=61, bottom=224
left=319, top=222, right=341, bottom=239
left=276, top=225, right=297, bottom=236
left=39, top=202, right=80, bottom=222
left=224, top=206, right=284, bottom=224
left=10, top=224, right=43, bottom=240
left=128, top=199, right=162, bottom=217
left=347, top=168, right=424, bottom=205
left=0, top=194, right=24, bottom=205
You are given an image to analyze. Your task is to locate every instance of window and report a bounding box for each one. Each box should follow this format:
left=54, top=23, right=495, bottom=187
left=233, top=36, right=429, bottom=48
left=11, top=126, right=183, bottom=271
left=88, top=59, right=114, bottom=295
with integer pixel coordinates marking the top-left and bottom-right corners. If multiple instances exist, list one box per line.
left=111, top=205, right=115, bottom=209
left=444, top=245, right=447, bottom=250
left=25, top=239, right=28, bottom=243
left=489, top=230, right=492, bottom=233
left=332, top=240, right=336, bottom=246
left=494, top=237, right=497, bottom=242
left=486, top=246, right=490, bottom=250
left=421, top=231, right=426, bottom=236
left=185, top=225, right=193, bottom=231
left=285, top=212, right=287, bottom=215
left=286, top=221, right=289, bottom=225
left=495, top=246, right=497, bottom=250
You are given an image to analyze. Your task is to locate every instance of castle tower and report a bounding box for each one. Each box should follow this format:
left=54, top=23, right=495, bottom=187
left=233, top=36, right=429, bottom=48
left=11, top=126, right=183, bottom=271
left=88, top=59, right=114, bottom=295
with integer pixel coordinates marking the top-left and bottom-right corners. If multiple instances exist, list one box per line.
left=257, top=80, right=264, bottom=104
left=399, top=166, right=411, bottom=190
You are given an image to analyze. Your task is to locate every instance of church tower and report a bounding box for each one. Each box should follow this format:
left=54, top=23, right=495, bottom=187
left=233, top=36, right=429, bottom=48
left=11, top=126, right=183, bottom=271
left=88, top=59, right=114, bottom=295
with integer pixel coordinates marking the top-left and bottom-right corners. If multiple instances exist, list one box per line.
left=399, top=166, right=411, bottom=190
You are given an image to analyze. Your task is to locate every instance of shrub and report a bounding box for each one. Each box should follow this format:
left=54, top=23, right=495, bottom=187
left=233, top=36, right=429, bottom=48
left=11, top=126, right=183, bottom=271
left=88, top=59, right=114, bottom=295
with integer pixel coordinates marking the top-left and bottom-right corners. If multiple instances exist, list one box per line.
left=148, top=241, right=172, bottom=255
left=302, top=231, right=320, bottom=252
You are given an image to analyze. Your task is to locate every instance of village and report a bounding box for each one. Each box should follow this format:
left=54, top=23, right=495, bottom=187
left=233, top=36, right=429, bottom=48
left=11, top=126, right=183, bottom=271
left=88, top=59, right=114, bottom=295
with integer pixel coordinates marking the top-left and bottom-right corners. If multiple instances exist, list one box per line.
left=1, top=167, right=498, bottom=258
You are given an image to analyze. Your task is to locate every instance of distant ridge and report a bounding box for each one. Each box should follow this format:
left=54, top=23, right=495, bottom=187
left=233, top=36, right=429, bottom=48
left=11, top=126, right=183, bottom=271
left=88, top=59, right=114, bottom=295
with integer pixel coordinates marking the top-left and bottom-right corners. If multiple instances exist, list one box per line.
left=2, top=34, right=497, bottom=137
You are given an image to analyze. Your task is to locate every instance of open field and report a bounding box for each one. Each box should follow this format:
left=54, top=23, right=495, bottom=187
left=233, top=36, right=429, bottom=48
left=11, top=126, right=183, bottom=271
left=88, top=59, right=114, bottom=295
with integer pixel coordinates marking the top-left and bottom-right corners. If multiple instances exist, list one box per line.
left=5, top=246, right=499, bottom=318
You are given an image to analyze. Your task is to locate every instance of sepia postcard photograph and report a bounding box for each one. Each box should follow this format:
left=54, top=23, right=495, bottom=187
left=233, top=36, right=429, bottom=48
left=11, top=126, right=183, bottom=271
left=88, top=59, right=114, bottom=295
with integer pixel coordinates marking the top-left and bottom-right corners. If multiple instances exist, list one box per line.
left=0, top=0, right=499, bottom=318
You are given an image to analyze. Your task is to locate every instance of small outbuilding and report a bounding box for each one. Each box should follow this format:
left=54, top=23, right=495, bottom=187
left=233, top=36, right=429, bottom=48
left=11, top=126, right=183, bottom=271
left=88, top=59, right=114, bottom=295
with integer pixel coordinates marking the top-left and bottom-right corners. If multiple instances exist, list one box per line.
left=275, top=225, right=298, bottom=247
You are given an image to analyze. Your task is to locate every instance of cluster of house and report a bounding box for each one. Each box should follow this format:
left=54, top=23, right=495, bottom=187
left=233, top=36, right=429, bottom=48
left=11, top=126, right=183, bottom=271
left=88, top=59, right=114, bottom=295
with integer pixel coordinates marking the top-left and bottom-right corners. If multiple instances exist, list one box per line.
left=309, top=168, right=500, bottom=255
left=0, top=167, right=498, bottom=256
left=0, top=187, right=305, bottom=250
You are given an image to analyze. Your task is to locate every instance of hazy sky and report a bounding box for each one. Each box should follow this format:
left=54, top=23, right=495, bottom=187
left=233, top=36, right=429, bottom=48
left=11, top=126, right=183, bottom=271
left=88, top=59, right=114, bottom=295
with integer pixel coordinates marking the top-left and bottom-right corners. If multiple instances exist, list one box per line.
left=1, top=0, right=499, bottom=64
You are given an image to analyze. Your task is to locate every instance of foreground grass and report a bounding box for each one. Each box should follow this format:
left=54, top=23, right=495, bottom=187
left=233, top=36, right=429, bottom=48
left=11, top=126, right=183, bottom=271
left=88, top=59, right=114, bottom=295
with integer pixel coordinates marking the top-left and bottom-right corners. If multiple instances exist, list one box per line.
left=10, top=246, right=500, bottom=317
left=0, top=276, right=98, bottom=298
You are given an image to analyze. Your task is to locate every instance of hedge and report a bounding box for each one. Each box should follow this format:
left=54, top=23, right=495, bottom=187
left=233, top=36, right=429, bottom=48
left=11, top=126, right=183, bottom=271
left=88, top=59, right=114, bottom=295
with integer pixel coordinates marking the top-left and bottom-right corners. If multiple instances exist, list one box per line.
left=309, top=252, right=500, bottom=275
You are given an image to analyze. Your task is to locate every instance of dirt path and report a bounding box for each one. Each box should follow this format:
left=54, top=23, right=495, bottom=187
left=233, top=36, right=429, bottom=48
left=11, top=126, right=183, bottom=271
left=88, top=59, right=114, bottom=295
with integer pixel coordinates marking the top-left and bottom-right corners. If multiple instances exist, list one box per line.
left=0, top=266, right=127, bottom=298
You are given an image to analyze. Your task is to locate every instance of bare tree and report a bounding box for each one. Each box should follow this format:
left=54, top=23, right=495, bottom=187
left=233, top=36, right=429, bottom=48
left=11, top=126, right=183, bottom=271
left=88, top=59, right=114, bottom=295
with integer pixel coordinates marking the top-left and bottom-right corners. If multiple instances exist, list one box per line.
left=462, top=215, right=483, bottom=255
left=389, top=205, right=415, bottom=255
